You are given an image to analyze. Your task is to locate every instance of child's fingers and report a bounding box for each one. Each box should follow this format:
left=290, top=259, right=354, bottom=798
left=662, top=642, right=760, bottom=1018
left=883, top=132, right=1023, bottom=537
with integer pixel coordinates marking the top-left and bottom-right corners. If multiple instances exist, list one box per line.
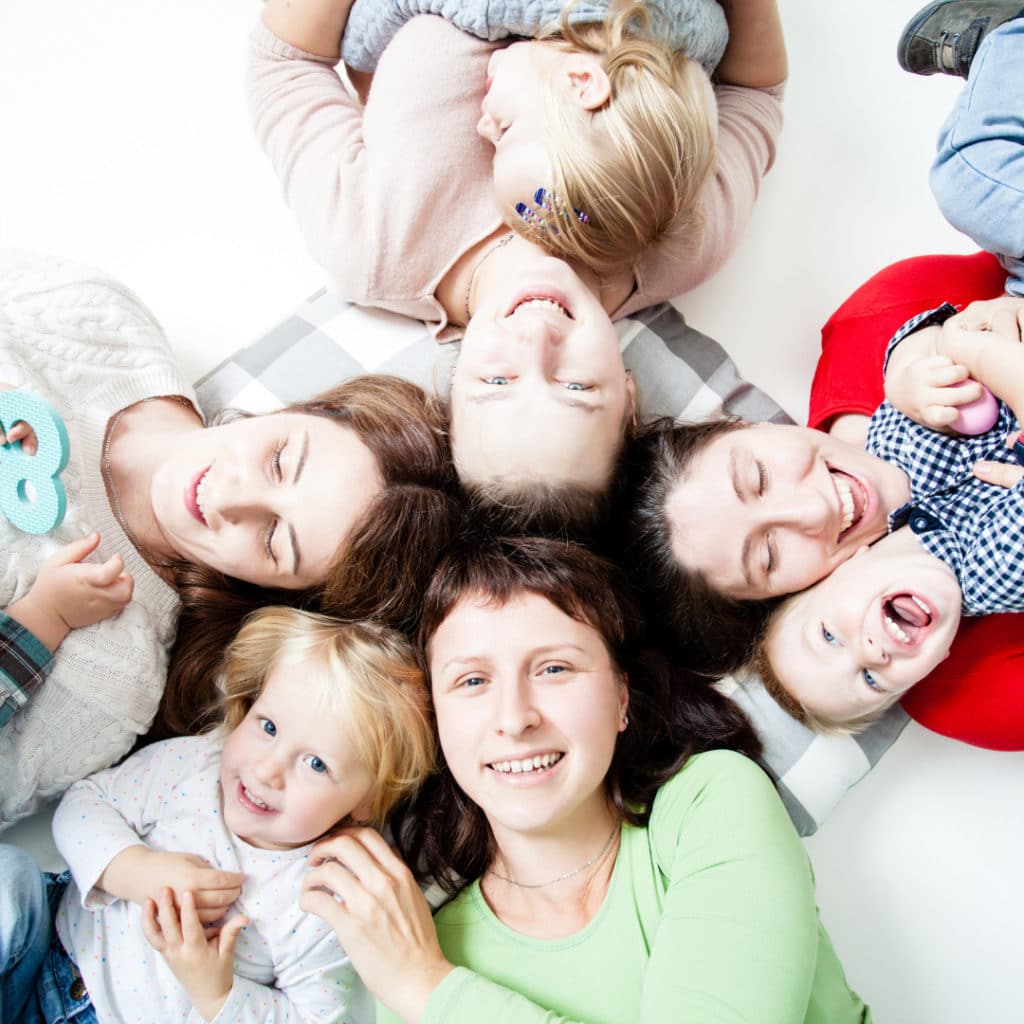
left=45, top=532, right=101, bottom=568
left=141, top=898, right=167, bottom=952
left=974, top=459, right=1024, bottom=488
left=217, top=914, right=249, bottom=960
left=194, top=867, right=246, bottom=892
left=83, top=554, right=125, bottom=586
left=5, top=421, right=38, bottom=456
left=102, top=573, right=134, bottom=607
left=156, top=887, right=183, bottom=945
left=177, top=891, right=206, bottom=946
left=923, top=358, right=970, bottom=387
left=921, top=404, right=961, bottom=429
left=934, top=380, right=983, bottom=407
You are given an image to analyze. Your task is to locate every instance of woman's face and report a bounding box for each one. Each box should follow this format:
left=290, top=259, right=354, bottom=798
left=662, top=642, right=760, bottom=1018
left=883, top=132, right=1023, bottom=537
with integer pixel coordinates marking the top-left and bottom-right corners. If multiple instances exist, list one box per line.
left=150, top=412, right=382, bottom=589
left=451, top=255, right=634, bottom=492
left=664, top=424, right=912, bottom=599
left=428, top=591, right=628, bottom=840
left=766, top=528, right=961, bottom=722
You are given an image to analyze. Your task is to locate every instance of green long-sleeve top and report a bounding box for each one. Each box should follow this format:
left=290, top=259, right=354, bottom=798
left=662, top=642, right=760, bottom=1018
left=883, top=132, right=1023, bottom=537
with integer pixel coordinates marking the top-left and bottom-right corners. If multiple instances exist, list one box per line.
left=379, top=750, right=870, bottom=1024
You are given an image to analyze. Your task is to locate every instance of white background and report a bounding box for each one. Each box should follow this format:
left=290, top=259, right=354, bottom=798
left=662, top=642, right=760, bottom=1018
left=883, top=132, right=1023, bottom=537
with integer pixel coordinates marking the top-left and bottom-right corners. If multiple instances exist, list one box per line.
left=3, top=2, right=1024, bottom=1021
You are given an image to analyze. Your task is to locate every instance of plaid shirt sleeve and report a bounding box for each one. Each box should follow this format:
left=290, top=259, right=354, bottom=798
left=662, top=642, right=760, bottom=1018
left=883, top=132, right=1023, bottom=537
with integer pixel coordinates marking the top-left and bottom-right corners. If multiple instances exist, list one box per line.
left=0, top=611, right=54, bottom=729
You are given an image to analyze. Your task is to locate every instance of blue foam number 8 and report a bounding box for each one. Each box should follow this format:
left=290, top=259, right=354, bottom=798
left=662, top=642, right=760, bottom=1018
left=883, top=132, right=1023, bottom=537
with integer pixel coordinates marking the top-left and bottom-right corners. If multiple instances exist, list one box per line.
left=0, top=391, right=70, bottom=534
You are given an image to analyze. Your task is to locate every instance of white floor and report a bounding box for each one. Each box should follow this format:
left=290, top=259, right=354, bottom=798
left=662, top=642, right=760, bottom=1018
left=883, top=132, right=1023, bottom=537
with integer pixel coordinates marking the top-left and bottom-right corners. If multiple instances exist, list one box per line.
left=3, top=2, right=1024, bottom=1021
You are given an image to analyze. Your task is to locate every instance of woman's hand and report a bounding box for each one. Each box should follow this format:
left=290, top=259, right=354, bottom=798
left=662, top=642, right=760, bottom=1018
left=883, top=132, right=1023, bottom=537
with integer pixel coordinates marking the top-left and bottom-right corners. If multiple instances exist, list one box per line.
left=944, top=295, right=1024, bottom=339
left=142, top=888, right=248, bottom=1023
left=300, top=827, right=454, bottom=1024
left=974, top=432, right=1024, bottom=488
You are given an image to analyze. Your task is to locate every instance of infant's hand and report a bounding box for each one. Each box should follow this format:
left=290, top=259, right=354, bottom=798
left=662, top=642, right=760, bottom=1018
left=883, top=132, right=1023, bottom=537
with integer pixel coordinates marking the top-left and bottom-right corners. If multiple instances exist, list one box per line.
left=29, top=533, right=133, bottom=631
left=0, top=417, right=38, bottom=456
left=884, top=353, right=980, bottom=430
left=142, top=888, right=247, bottom=1023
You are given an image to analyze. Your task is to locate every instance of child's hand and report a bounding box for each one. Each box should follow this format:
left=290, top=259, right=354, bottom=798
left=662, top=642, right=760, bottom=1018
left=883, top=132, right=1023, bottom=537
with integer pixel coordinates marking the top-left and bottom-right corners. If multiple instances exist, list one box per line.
left=100, top=847, right=244, bottom=925
left=944, top=295, right=1024, bottom=340
left=0, top=417, right=38, bottom=456
left=142, top=888, right=248, bottom=1024
left=884, top=352, right=980, bottom=430
left=6, top=533, right=133, bottom=652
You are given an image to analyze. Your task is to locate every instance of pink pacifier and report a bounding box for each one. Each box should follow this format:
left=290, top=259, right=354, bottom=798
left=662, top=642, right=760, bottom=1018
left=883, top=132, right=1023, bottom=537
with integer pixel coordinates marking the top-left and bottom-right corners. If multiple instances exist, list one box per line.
left=948, top=381, right=999, bottom=436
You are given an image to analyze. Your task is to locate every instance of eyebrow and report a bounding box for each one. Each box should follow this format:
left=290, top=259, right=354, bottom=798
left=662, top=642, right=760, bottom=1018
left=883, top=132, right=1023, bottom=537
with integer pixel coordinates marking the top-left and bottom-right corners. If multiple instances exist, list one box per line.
left=466, top=391, right=602, bottom=414
left=438, top=642, right=589, bottom=674
left=286, top=430, right=310, bottom=577
left=729, top=449, right=756, bottom=590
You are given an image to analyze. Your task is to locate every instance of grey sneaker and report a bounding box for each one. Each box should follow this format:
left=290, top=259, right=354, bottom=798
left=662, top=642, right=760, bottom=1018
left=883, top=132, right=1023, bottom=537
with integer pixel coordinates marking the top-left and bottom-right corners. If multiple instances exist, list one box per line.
left=897, top=1, right=1024, bottom=77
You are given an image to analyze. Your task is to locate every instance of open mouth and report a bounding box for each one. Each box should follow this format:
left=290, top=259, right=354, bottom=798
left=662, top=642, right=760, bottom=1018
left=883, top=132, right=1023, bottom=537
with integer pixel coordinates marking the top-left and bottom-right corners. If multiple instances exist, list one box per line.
left=880, top=592, right=933, bottom=648
left=831, top=469, right=867, bottom=541
left=185, top=465, right=211, bottom=526
left=238, top=781, right=274, bottom=814
left=506, top=287, right=574, bottom=321
left=488, top=751, right=564, bottom=776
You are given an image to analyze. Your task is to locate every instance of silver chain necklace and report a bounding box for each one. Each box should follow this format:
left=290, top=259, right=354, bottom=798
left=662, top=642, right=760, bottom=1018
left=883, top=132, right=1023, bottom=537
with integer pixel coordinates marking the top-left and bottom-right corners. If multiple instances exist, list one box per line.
left=464, top=232, right=516, bottom=324
left=101, top=396, right=191, bottom=570
left=487, top=824, right=619, bottom=890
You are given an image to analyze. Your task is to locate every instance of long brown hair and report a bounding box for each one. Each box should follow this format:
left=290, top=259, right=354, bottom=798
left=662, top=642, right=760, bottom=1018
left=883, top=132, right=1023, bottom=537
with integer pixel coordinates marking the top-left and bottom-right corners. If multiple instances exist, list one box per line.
left=157, top=375, right=460, bottom=737
left=621, top=416, right=778, bottom=676
left=393, top=535, right=760, bottom=894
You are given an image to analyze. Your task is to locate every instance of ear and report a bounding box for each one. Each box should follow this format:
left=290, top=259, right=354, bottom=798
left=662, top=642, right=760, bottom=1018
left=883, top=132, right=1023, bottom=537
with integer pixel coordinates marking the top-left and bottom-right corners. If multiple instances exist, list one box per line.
left=348, top=791, right=376, bottom=826
left=562, top=52, right=611, bottom=111
left=625, top=370, right=637, bottom=429
left=617, top=672, right=630, bottom=732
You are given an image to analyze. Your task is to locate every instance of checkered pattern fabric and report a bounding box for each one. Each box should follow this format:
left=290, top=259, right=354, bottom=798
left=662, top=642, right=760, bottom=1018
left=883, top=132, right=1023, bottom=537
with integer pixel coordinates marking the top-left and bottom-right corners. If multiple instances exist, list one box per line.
left=198, top=289, right=908, bottom=836
left=0, top=612, right=53, bottom=728
left=871, top=305, right=1024, bottom=614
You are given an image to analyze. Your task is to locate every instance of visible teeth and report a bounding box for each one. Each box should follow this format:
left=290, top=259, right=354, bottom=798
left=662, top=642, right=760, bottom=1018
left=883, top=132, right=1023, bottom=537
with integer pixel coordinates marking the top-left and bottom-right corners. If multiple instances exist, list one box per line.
left=244, top=786, right=268, bottom=809
left=490, top=752, right=562, bottom=773
left=835, top=476, right=854, bottom=534
left=911, top=595, right=929, bottom=615
left=882, top=613, right=910, bottom=644
left=195, top=471, right=209, bottom=520
left=512, top=298, right=569, bottom=318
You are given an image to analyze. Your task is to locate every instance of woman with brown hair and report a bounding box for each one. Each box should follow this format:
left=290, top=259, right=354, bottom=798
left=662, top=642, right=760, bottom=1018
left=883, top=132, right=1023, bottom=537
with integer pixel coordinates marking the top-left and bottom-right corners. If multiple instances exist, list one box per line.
left=297, top=536, right=870, bottom=1023
left=0, top=252, right=457, bottom=826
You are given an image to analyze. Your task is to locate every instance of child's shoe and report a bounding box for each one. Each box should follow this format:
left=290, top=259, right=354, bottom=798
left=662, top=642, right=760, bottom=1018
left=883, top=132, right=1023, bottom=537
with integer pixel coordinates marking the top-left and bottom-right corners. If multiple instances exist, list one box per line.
left=897, top=1, right=1024, bottom=77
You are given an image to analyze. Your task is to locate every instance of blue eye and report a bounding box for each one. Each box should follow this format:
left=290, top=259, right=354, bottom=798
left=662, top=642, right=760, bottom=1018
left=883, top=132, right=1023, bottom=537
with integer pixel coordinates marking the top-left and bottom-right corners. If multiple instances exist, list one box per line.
left=821, top=624, right=839, bottom=646
left=260, top=718, right=276, bottom=737
left=542, top=664, right=567, bottom=675
left=461, top=676, right=487, bottom=688
left=564, top=382, right=590, bottom=392
left=484, top=376, right=511, bottom=386
left=307, top=755, right=328, bottom=774
left=862, top=670, right=880, bottom=692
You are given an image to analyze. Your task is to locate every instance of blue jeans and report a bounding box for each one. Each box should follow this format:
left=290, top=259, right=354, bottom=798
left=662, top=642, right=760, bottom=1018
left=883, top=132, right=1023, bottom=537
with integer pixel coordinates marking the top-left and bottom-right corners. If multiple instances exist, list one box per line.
left=0, top=847, right=96, bottom=1024
left=931, top=18, right=1024, bottom=296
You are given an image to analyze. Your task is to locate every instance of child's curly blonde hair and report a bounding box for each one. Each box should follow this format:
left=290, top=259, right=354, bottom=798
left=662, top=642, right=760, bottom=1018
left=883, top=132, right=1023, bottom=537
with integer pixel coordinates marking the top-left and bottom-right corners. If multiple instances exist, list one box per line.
left=522, top=1, right=717, bottom=276
left=219, top=607, right=435, bottom=825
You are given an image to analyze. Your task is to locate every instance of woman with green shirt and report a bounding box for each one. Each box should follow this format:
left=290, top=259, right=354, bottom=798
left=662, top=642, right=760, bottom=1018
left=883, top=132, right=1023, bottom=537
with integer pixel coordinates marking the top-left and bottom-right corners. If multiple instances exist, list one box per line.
left=299, top=537, right=871, bottom=1024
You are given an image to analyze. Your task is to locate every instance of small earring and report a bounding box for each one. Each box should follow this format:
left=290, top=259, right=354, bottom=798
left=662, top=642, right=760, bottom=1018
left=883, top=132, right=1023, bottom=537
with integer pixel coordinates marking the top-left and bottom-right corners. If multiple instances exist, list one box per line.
left=623, top=714, right=630, bottom=728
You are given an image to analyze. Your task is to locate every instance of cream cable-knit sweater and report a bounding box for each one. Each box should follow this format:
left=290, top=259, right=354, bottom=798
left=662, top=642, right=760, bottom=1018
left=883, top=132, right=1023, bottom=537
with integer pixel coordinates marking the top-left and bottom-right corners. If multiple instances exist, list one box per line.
left=0, top=251, right=196, bottom=827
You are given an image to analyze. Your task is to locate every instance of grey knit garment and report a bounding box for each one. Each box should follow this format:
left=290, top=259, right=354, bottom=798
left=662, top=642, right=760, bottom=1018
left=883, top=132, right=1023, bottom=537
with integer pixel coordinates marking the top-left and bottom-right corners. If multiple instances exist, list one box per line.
left=341, top=0, right=728, bottom=75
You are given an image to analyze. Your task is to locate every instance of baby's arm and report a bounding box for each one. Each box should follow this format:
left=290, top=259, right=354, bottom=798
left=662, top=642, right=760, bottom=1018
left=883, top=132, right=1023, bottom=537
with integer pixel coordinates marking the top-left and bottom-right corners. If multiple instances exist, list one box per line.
left=53, top=739, right=243, bottom=924
left=716, top=0, right=787, bottom=88
left=6, top=532, right=132, bottom=655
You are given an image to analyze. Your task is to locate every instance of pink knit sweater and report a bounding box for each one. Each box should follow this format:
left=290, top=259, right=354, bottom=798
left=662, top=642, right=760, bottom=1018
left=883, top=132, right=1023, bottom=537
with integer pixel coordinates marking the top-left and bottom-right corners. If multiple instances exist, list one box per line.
left=248, top=16, right=784, bottom=341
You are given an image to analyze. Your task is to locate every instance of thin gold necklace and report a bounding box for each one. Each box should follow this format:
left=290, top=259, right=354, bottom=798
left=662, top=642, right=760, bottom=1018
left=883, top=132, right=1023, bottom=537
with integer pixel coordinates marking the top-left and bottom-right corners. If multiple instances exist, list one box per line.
left=464, top=232, right=515, bottom=324
left=487, top=824, right=619, bottom=890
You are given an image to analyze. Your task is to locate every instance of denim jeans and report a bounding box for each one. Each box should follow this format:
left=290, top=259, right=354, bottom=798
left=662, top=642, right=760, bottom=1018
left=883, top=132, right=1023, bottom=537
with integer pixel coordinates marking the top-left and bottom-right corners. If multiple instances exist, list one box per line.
left=0, top=846, right=96, bottom=1024
left=930, top=18, right=1024, bottom=296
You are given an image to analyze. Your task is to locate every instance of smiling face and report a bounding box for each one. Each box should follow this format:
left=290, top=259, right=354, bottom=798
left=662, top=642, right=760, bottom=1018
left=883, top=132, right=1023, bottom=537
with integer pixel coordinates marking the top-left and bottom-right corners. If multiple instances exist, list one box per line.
left=149, top=412, right=382, bottom=589
left=765, top=528, right=962, bottom=723
left=219, top=659, right=375, bottom=850
left=477, top=42, right=560, bottom=222
left=452, top=256, right=634, bottom=490
left=428, top=591, right=628, bottom=841
left=665, top=423, right=912, bottom=599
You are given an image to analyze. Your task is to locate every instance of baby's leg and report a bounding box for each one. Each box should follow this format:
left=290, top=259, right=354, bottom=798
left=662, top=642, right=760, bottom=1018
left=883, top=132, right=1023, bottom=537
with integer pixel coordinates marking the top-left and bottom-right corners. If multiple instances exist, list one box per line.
left=0, top=845, right=50, bottom=1021
left=930, top=19, right=1024, bottom=295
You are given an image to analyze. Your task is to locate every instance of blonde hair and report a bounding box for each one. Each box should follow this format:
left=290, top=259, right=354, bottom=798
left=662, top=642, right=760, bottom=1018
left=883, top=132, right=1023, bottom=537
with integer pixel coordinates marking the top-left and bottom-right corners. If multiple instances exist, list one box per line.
left=219, top=607, right=435, bottom=825
left=520, top=1, right=717, bottom=276
left=753, top=605, right=899, bottom=737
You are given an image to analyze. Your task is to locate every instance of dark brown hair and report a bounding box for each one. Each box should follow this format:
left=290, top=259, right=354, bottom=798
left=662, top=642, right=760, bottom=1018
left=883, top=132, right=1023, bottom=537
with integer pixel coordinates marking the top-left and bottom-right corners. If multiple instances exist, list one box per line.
left=393, top=535, right=760, bottom=894
left=621, top=416, right=778, bottom=676
left=156, top=376, right=460, bottom=737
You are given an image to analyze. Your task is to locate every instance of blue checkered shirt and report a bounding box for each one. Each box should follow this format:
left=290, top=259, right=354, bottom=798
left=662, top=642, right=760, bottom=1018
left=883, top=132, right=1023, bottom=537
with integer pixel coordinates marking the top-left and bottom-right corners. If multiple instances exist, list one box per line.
left=0, top=611, right=53, bottom=728
left=867, top=305, right=1024, bottom=615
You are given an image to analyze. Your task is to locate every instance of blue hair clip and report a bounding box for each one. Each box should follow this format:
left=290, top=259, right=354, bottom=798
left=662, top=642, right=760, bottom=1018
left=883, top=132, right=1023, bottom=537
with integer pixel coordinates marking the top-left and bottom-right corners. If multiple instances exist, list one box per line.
left=515, top=188, right=589, bottom=231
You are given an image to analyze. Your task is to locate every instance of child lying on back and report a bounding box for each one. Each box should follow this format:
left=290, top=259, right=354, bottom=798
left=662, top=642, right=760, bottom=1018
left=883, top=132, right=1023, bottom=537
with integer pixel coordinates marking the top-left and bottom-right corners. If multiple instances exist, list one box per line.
left=755, top=300, right=1024, bottom=731
left=0, top=607, right=434, bottom=1023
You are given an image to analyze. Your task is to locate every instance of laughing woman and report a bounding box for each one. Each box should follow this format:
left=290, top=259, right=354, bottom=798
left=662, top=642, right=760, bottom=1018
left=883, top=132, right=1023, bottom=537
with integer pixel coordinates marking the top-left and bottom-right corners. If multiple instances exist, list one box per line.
left=299, top=537, right=870, bottom=1024
left=0, top=252, right=455, bottom=826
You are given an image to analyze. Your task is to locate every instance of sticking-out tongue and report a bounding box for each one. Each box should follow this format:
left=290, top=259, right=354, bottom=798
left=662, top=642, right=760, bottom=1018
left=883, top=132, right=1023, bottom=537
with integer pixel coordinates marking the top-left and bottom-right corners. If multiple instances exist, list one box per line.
left=888, top=594, right=930, bottom=629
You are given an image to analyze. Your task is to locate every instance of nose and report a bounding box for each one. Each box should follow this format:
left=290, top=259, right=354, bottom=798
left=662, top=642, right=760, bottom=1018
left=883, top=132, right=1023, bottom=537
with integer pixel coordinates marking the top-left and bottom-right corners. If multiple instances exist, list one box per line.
left=509, top=314, right=564, bottom=349
left=476, top=110, right=499, bottom=144
left=860, top=632, right=891, bottom=668
left=762, top=488, right=831, bottom=536
left=253, top=752, right=287, bottom=790
left=496, top=678, right=541, bottom=737
left=213, top=466, right=268, bottom=526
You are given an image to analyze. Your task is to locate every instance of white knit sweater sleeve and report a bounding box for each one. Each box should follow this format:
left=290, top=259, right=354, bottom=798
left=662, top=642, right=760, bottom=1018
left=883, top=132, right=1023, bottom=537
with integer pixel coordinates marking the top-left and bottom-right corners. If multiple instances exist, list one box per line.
left=0, top=251, right=191, bottom=828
